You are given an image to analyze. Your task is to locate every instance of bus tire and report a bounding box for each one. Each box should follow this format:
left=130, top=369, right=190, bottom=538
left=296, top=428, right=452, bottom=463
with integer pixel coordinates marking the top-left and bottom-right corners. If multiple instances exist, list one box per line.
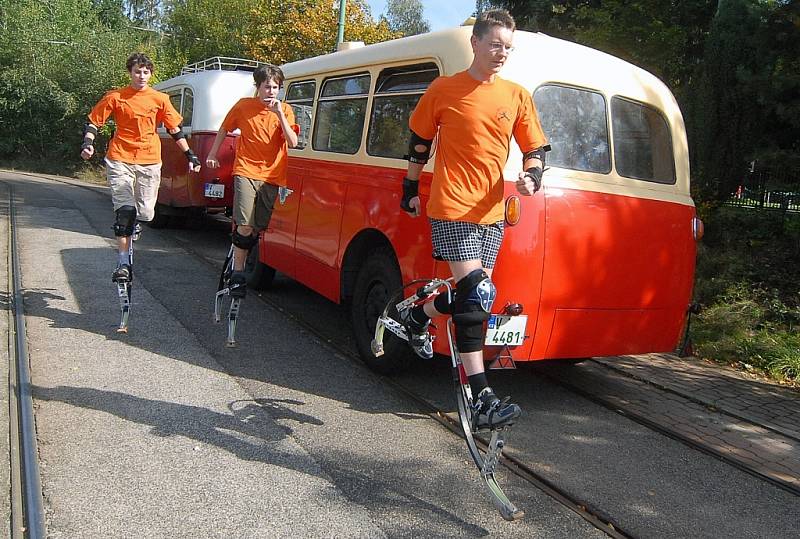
left=148, top=203, right=170, bottom=229
left=244, top=242, right=275, bottom=290
left=350, top=248, right=413, bottom=375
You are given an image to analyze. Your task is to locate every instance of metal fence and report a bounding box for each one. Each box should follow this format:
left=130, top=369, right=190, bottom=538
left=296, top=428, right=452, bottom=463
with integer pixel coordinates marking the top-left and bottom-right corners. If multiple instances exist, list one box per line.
left=726, top=165, right=800, bottom=212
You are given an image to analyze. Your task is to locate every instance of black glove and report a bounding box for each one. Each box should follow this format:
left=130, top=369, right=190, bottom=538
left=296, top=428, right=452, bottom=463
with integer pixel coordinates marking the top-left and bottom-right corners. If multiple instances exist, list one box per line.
left=80, top=137, right=94, bottom=151
left=400, top=177, right=418, bottom=213
left=524, top=166, right=543, bottom=193
left=185, top=149, right=201, bottom=169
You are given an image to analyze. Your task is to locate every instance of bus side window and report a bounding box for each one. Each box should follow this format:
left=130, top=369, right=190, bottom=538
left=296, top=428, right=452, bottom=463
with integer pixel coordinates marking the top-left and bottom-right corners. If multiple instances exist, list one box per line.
left=286, top=80, right=316, bottom=149
left=313, top=74, right=370, bottom=154
left=611, top=97, right=675, bottom=184
left=533, top=85, right=611, bottom=174
left=367, top=62, right=440, bottom=159
left=182, top=88, right=194, bottom=128
left=169, top=90, right=182, bottom=116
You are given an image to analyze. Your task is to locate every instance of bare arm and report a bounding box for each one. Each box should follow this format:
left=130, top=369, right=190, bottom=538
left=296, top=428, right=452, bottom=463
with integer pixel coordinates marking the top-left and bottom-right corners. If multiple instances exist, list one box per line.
left=269, top=101, right=298, bottom=148
left=205, top=127, right=229, bottom=168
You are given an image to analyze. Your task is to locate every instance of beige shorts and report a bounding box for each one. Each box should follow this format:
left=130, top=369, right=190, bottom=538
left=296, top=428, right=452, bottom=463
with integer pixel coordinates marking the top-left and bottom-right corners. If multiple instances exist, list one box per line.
left=233, top=176, right=279, bottom=230
left=105, top=158, right=162, bottom=222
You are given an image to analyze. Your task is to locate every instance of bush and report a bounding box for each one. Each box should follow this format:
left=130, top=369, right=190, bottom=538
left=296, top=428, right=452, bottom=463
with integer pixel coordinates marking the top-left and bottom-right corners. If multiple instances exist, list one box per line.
left=692, top=206, right=800, bottom=383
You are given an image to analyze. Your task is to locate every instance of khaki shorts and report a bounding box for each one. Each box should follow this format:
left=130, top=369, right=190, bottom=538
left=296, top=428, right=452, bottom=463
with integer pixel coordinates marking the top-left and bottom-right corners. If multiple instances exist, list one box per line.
left=233, top=176, right=279, bottom=230
left=105, top=158, right=162, bottom=222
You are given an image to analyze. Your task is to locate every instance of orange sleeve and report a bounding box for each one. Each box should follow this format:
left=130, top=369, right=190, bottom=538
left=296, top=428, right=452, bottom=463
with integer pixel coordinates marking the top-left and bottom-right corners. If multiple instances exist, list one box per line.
left=87, top=91, right=116, bottom=127
left=513, top=88, right=548, bottom=153
left=408, top=79, right=440, bottom=140
left=221, top=100, right=242, bottom=133
left=158, top=93, right=183, bottom=130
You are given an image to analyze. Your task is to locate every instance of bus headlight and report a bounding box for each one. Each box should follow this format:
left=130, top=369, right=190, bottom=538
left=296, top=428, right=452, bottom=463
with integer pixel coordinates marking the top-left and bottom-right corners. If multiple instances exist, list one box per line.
left=692, top=216, right=704, bottom=241
left=505, top=196, right=521, bottom=226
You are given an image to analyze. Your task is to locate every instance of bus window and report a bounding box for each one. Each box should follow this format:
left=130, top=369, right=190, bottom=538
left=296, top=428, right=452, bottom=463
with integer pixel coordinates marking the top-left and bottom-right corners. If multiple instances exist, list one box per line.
left=611, top=97, right=675, bottom=184
left=533, top=84, right=610, bottom=174
left=168, top=90, right=182, bottom=115
left=368, top=62, right=439, bottom=159
left=313, top=73, right=370, bottom=154
left=182, top=88, right=194, bottom=127
left=286, top=80, right=316, bottom=149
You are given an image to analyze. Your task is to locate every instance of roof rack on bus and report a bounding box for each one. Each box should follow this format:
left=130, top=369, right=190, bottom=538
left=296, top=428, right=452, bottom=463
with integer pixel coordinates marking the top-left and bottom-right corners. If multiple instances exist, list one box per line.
left=181, top=57, right=270, bottom=74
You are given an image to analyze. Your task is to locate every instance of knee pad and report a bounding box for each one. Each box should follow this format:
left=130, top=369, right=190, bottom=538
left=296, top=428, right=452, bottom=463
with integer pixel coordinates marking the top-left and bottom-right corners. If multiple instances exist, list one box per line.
left=113, top=206, right=137, bottom=237
left=452, top=269, right=497, bottom=353
left=231, top=229, right=258, bottom=250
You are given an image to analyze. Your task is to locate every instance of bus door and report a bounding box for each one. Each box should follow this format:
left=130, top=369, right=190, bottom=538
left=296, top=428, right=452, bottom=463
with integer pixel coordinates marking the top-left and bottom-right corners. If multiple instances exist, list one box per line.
left=261, top=159, right=303, bottom=279
left=293, top=73, right=371, bottom=301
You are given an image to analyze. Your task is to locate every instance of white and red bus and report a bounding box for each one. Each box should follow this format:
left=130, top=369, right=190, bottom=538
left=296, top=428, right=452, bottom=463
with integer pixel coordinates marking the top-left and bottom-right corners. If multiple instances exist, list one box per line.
left=154, top=58, right=261, bottom=226
left=183, top=28, right=701, bottom=374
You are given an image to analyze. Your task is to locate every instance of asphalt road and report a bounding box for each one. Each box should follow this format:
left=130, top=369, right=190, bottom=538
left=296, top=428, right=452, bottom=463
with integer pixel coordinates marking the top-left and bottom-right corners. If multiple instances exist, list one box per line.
left=2, top=170, right=798, bottom=538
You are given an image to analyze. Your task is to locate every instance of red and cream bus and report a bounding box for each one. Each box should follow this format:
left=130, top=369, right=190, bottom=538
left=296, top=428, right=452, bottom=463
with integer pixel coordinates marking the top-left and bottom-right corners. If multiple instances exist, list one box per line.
left=251, top=27, right=700, bottom=373
left=154, top=58, right=261, bottom=226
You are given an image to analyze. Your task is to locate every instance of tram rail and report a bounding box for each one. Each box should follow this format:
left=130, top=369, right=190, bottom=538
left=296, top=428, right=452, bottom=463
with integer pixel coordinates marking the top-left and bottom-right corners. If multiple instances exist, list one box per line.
left=4, top=183, right=47, bottom=538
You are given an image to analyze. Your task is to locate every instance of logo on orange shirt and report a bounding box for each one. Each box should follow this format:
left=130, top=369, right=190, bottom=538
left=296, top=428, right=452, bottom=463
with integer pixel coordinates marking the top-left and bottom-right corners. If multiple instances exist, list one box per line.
left=496, top=108, right=512, bottom=122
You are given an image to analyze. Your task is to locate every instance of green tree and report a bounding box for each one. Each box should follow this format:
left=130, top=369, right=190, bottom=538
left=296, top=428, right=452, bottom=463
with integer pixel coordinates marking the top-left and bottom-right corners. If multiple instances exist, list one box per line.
left=383, top=0, right=430, bottom=36
left=0, top=0, right=168, bottom=168
left=165, top=0, right=399, bottom=65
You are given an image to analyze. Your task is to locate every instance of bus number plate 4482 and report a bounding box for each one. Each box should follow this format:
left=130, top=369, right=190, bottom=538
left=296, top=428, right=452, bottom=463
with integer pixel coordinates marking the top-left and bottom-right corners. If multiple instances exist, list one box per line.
left=485, top=314, right=527, bottom=346
left=204, top=183, right=225, bottom=199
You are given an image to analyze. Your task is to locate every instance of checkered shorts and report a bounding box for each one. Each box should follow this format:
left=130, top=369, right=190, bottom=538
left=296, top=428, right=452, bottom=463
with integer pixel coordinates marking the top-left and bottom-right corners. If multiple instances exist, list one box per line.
left=430, top=219, right=505, bottom=269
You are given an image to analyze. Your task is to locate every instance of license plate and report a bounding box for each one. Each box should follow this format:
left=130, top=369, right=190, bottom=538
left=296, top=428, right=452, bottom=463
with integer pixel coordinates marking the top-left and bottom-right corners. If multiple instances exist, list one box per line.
left=485, top=315, right=527, bottom=346
left=204, top=183, right=225, bottom=199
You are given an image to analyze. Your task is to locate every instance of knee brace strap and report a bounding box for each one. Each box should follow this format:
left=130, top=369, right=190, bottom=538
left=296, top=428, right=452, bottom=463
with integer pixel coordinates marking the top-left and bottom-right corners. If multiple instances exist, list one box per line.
left=433, top=292, right=453, bottom=314
left=113, top=206, right=137, bottom=237
left=452, top=269, right=497, bottom=353
left=231, top=229, right=258, bottom=250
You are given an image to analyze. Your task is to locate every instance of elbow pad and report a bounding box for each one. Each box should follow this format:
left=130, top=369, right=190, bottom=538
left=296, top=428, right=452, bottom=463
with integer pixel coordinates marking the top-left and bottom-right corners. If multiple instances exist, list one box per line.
left=170, top=127, right=187, bottom=141
left=405, top=131, right=433, bottom=164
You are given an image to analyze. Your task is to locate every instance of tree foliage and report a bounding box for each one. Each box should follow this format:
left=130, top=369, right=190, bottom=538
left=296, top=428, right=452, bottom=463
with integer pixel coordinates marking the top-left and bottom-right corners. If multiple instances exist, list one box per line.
left=165, top=0, right=400, bottom=65
left=0, top=0, right=161, bottom=167
left=383, top=0, right=430, bottom=36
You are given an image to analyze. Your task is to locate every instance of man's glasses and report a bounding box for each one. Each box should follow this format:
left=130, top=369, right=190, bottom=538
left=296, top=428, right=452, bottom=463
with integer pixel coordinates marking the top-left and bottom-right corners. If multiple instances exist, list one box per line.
left=488, top=42, right=515, bottom=53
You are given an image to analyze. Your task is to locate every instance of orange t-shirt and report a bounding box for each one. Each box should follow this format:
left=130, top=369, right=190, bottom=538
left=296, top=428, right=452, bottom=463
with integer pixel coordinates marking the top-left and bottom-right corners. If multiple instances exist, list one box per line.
left=88, top=86, right=182, bottom=164
left=221, top=98, right=297, bottom=186
left=409, top=71, right=547, bottom=224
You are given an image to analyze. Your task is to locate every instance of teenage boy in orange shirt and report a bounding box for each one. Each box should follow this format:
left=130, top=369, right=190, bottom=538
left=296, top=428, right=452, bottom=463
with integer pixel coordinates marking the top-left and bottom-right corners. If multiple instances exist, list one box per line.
left=206, top=65, right=299, bottom=298
left=81, top=52, right=202, bottom=282
left=401, top=10, right=548, bottom=431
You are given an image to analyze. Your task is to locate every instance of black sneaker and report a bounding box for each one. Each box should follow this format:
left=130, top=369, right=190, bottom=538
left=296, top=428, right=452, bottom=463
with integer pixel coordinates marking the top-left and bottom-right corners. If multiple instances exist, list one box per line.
left=112, top=263, right=131, bottom=283
left=399, top=308, right=433, bottom=359
left=132, top=222, right=143, bottom=242
left=471, top=387, right=521, bottom=431
left=229, top=271, right=247, bottom=298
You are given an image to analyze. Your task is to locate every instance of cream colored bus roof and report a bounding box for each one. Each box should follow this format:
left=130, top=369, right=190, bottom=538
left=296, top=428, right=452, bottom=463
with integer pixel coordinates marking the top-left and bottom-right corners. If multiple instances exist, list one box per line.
left=155, top=70, right=255, bottom=132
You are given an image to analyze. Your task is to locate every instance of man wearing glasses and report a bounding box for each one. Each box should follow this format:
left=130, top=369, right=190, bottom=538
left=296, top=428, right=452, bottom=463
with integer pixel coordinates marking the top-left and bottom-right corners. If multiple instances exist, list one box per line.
left=400, top=9, right=548, bottom=431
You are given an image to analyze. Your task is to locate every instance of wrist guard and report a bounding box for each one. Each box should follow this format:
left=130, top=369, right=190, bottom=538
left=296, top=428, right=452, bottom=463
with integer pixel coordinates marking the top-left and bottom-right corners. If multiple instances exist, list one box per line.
left=185, top=149, right=201, bottom=168
left=400, top=177, right=418, bottom=213
left=524, top=167, right=543, bottom=193
left=81, top=136, right=94, bottom=151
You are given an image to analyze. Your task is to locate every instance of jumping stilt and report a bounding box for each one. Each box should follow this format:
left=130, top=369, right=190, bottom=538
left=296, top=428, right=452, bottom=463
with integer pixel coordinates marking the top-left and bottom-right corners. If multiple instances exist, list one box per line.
left=214, top=245, right=245, bottom=347
left=115, top=239, right=134, bottom=333
left=373, top=279, right=523, bottom=521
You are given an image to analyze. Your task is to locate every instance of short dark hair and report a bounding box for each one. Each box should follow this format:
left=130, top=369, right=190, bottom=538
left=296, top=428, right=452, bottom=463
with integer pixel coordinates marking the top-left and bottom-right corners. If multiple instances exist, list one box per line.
left=472, top=9, right=516, bottom=39
left=126, top=52, right=154, bottom=73
left=254, top=65, right=284, bottom=88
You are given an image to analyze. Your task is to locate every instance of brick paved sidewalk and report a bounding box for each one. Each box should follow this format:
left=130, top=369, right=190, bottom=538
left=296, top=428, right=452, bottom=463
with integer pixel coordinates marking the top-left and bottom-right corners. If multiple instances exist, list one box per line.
left=595, top=353, right=800, bottom=442
left=538, top=354, right=800, bottom=495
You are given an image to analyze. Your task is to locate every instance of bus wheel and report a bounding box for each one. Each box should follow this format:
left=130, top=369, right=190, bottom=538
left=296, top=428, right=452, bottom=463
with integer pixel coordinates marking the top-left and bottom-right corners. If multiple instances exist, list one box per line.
left=350, top=248, right=412, bottom=375
left=148, top=203, right=170, bottom=229
left=244, top=243, right=275, bottom=290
